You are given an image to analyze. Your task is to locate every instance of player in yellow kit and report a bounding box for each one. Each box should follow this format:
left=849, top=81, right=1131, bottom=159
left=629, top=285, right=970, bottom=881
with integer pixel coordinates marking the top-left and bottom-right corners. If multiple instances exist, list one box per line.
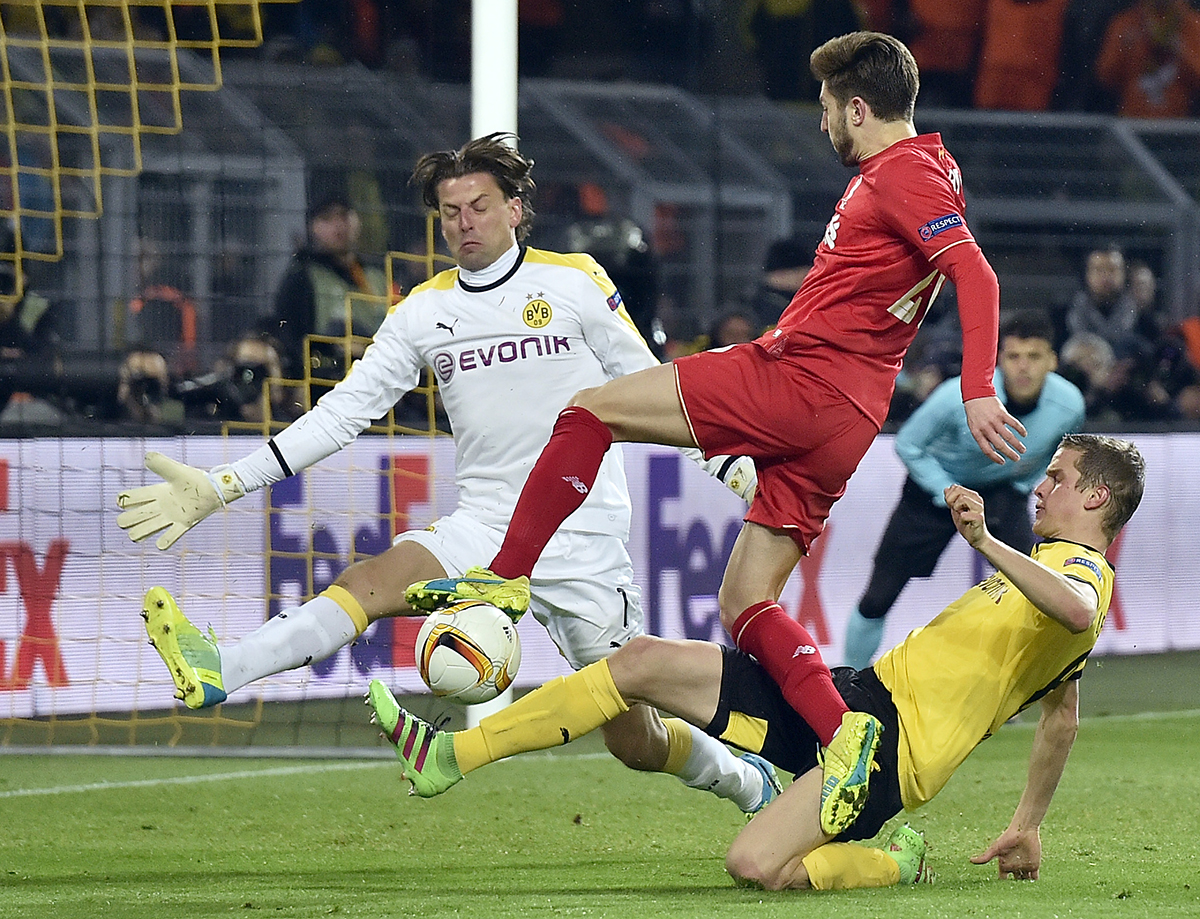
left=370, top=433, right=1145, bottom=891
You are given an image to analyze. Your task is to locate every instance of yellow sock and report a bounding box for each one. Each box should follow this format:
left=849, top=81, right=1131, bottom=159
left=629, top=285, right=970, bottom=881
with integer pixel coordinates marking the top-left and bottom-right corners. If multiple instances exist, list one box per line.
left=320, top=585, right=368, bottom=637
left=801, top=843, right=901, bottom=890
left=453, top=659, right=629, bottom=775
left=661, top=718, right=693, bottom=775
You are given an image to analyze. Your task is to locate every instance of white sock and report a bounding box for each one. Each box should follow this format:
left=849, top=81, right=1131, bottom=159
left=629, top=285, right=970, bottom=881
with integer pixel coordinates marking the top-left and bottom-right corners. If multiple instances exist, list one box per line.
left=675, top=724, right=764, bottom=812
left=219, top=595, right=359, bottom=695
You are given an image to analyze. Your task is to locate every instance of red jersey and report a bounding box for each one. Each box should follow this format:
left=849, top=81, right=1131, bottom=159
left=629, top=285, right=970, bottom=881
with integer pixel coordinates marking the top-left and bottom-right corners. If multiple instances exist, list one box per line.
left=763, top=133, right=996, bottom=427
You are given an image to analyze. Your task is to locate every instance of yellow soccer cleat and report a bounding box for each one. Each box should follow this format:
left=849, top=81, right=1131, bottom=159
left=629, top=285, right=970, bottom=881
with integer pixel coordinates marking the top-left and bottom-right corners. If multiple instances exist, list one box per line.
left=142, top=587, right=227, bottom=709
left=405, top=566, right=530, bottom=622
left=818, top=710, right=882, bottom=835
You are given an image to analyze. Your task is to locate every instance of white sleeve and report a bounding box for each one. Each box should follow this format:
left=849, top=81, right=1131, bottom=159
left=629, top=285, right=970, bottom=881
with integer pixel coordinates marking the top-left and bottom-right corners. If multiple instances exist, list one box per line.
left=574, top=261, right=660, bottom=380
left=230, top=310, right=424, bottom=492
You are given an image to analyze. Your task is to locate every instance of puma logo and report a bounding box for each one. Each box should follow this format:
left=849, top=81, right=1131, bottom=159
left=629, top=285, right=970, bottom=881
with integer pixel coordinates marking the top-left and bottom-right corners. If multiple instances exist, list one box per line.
left=560, top=727, right=570, bottom=744
left=436, top=319, right=460, bottom=335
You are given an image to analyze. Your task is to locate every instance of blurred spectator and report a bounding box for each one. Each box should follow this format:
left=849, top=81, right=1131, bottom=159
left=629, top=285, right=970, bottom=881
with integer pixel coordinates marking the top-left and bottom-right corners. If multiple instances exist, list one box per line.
left=745, top=236, right=811, bottom=333
left=1127, top=258, right=1168, bottom=341
left=1059, top=332, right=1116, bottom=415
left=898, top=0, right=986, bottom=107
left=1053, top=0, right=1127, bottom=111
left=177, top=333, right=300, bottom=424
left=739, top=0, right=862, bottom=101
left=1129, top=259, right=1158, bottom=311
left=1060, top=330, right=1174, bottom=422
left=1060, top=245, right=1143, bottom=351
left=0, top=242, right=63, bottom=419
left=267, top=192, right=391, bottom=377
left=117, top=348, right=182, bottom=425
left=126, top=238, right=199, bottom=375
left=1147, top=323, right=1200, bottom=416
left=1175, top=380, right=1200, bottom=420
left=887, top=327, right=963, bottom=423
left=708, top=307, right=760, bottom=350
left=652, top=293, right=704, bottom=360
left=1060, top=248, right=1171, bottom=422
left=1095, top=0, right=1200, bottom=118
left=565, top=216, right=659, bottom=349
left=973, top=0, right=1070, bottom=111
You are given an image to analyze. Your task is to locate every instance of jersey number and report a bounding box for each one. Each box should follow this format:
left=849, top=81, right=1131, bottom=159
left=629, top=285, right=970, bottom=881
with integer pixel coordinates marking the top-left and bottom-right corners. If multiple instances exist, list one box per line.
left=888, top=269, right=945, bottom=325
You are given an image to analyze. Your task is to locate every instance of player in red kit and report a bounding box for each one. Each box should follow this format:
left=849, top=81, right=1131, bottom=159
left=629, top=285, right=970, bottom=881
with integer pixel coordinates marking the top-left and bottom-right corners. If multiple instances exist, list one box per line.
left=404, top=32, right=1027, bottom=836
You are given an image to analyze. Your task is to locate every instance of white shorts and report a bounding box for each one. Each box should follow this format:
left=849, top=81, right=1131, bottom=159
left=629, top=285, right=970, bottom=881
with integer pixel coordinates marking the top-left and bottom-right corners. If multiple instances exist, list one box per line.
left=395, top=510, right=645, bottom=670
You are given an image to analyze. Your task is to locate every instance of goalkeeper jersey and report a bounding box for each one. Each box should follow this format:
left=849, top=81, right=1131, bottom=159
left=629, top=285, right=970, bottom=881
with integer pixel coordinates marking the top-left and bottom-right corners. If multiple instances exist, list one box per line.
left=235, top=245, right=658, bottom=537
left=873, top=538, right=1113, bottom=809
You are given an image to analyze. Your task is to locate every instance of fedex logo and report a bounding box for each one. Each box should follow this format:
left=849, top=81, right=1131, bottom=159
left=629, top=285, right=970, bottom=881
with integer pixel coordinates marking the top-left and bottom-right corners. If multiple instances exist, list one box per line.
left=646, top=453, right=832, bottom=648
left=919, top=213, right=963, bottom=241
left=267, top=454, right=432, bottom=678
left=432, top=336, right=572, bottom=383
left=0, top=460, right=69, bottom=690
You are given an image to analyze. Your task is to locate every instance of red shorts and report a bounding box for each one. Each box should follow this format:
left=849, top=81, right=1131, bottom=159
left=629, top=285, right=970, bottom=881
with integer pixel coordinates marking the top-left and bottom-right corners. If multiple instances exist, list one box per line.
left=673, top=342, right=879, bottom=552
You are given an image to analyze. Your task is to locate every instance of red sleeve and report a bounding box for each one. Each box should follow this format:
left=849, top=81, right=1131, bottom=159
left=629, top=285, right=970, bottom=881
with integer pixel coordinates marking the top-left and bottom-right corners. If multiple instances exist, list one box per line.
left=937, top=241, right=999, bottom=401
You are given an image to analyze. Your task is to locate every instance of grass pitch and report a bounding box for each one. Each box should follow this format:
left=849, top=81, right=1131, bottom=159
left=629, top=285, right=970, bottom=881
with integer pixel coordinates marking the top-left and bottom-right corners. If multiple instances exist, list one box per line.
left=2, top=708, right=1199, bottom=919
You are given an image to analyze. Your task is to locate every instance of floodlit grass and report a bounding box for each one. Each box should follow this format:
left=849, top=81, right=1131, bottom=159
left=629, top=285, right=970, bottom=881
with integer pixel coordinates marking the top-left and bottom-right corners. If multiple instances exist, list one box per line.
left=2, top=710, right=1199, bottom=919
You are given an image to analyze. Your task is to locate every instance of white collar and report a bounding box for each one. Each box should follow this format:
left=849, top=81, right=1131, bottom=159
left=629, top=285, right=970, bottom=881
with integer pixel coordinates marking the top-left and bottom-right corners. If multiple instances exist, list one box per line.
left=459, top=243, right=520, bottom=286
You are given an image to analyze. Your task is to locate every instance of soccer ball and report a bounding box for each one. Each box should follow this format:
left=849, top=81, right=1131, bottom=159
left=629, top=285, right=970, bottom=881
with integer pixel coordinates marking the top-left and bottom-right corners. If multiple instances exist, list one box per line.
left=414, top=599, right=522, bottom=705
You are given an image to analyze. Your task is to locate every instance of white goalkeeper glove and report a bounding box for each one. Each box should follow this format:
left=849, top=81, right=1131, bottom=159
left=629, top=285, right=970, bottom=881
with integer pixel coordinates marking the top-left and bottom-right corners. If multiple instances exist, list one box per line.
left=116, top=451, right=247, bottom=550
left=680, top=447, right=757, bottom=503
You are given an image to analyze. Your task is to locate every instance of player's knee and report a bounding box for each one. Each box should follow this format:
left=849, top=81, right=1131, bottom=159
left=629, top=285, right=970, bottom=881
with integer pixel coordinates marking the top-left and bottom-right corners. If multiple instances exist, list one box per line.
left=567, top=384, right=634, bottom=437
left=725, top=840, right=790, bottom=891
left=717, top=584, right=755, bottom=633
left=606, top=635, right=668, bottom=699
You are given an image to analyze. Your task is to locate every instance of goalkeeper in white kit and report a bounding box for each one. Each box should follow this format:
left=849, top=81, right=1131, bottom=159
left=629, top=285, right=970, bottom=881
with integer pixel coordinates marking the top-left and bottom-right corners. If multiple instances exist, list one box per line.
left=117, top=133, right=777, bottom=815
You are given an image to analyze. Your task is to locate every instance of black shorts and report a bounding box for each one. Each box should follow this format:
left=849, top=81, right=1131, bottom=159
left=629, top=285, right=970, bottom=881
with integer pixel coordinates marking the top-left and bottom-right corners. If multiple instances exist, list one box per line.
left=877, top=477, right=1034, bottom=582
left=860, top=477, right=1035, bottom=618
left=706, top=647, right=903, bottom=841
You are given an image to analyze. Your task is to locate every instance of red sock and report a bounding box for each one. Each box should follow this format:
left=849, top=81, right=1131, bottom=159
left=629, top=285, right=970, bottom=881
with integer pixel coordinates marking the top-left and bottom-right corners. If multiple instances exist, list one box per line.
left=731, top=601, right=847, bottom=746
left=490, top=406, right=613, bottom=579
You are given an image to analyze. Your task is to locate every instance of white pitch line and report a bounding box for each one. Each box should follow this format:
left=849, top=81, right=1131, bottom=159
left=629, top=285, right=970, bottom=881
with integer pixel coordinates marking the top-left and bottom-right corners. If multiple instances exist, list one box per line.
left=0, top=750, right=616, bottom=799
left=0, top=760, right=390, bottom=799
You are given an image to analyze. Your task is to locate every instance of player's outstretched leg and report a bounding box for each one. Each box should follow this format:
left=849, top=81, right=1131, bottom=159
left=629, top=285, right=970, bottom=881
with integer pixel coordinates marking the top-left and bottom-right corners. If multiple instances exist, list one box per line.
left=818, top=711, right=882, bottom=835
left=367, top=679, right=463, bottom=797
left=404, top=566, right=530, bottom=621
left=886, top=824, right=934, bottom=884
left=740, top=752, right=783, bottom=818
left=142, top=587, right=227, bottom=709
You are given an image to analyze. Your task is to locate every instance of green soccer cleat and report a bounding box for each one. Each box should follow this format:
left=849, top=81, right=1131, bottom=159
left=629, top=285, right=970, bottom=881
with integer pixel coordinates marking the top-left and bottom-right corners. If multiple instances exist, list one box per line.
left=142, top=587, right=227, bottom=709
left=367, top=679, right=463, bottom=797
left=404, top=566, right=531, bottom=622
left=886, top=824, right=934, bottom=885
left=740, top=752, right=783, bottom=817
left=818, top=710, right=882, bottom=835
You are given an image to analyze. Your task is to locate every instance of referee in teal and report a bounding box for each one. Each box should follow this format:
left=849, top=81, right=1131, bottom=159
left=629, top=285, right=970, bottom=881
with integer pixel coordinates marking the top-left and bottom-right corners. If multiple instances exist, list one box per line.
left=843, top=310, right=1086, bottom=668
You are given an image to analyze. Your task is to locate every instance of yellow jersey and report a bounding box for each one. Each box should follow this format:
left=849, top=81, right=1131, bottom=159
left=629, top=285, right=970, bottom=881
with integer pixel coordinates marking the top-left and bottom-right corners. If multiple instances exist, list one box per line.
left=873, top=539, right=1113, bottom=809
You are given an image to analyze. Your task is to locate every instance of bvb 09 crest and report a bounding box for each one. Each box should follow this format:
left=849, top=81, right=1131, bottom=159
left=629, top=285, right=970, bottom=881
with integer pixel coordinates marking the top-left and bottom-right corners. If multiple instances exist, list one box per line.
left=523, top=299, right=552, bottom=328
